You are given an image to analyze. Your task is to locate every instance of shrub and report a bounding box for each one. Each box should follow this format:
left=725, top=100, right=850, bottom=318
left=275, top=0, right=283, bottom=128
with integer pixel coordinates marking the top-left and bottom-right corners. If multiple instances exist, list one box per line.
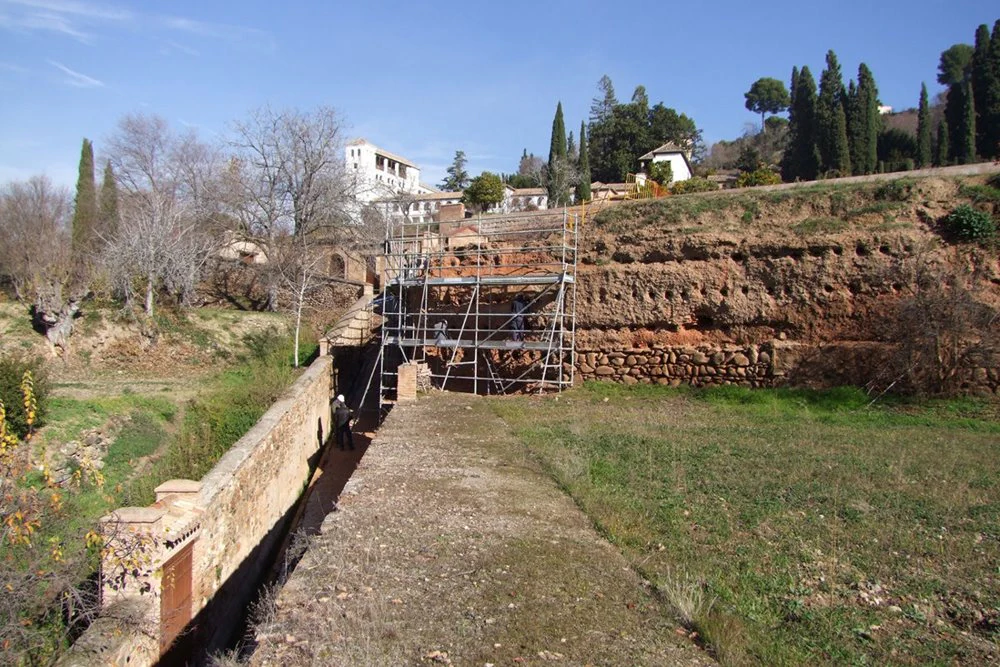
left=736, top=167, right=782, bottom=188
left=670, top=177, right=718, bottom=195
left=647, top=161, right=673, bottom=186
left=874, top=179, right=913, bottom=202
left=0, top=353, right=49, bottom=438
left=943, top=205, right=996, bottom=242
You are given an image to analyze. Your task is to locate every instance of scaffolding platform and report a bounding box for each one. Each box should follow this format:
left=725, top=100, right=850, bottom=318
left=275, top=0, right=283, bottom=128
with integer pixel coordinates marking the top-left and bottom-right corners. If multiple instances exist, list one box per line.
left=359, top=208, right=579, bottom=409
left=389, top=273, right=574, bottom=287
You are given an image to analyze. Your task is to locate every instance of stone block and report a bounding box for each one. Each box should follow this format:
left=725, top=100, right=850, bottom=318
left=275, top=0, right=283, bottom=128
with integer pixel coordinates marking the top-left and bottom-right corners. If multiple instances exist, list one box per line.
left=397, top=363, right=418, bottom=402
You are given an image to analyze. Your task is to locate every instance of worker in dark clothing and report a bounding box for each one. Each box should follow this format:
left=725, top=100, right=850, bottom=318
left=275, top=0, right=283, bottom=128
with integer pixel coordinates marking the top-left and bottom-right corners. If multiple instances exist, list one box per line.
left=511, top=294, right=527, bottom=341
left=331, top=394, right=355, bottom=450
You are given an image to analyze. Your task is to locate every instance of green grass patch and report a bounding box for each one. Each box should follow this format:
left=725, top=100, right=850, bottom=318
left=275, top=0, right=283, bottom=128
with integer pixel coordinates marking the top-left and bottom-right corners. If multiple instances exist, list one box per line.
left=791, top=217, right=848, bottom=235
left=122, top=327, right=302, bottom=506
left=492, top=384, right=1000, bottom=665
left=959, top=183, right=1000, bottom=204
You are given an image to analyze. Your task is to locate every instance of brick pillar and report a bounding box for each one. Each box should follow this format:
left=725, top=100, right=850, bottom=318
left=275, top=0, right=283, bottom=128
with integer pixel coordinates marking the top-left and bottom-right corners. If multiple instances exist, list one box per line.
left=397, top=362, right=418, bottom=402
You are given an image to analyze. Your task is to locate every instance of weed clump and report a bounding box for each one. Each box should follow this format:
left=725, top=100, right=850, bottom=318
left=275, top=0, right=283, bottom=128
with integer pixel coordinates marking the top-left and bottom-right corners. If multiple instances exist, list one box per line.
left=943, top=204, right=996, bottom=243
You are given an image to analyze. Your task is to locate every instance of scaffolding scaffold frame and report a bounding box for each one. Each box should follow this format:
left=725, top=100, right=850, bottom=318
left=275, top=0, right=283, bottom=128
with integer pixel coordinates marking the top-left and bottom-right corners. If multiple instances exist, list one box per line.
left=364, top=208, right=579, bottom=409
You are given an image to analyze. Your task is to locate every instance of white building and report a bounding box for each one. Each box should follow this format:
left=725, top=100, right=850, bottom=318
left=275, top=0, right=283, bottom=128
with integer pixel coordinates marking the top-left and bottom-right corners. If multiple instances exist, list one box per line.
left=348, top=138, right=550, bottom=224
left=637, top=142, right=694, bottom=184
left=347, top=138, right=430, bottom=203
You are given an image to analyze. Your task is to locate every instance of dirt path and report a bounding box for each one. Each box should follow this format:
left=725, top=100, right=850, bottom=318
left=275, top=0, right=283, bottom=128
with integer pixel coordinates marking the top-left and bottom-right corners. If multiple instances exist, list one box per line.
left=249, top=392, right=712, bottom=666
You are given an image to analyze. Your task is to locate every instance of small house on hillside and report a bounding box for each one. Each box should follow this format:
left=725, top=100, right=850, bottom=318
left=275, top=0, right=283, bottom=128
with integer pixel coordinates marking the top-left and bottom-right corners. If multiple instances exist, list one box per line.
left=590, top=182, right=629, bottom=200
left=638, top=142, right=693, bottom=183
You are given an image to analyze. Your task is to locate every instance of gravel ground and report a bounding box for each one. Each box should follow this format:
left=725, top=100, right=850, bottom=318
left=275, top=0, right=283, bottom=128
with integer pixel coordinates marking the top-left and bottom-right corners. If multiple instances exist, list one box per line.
left=249, top=392, right=713, bottom=666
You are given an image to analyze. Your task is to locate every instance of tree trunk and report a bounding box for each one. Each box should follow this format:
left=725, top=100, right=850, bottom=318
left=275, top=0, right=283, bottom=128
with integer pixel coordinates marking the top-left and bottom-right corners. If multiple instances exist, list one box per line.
left=145, top=275, right=155, bottom=318
left=33, top=299, right=80, bottom=350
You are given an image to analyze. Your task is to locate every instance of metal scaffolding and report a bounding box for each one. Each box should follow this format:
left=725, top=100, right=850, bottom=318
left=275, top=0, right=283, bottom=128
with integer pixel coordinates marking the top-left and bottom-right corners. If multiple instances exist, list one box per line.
left=365, top=209, right=578, bottom=408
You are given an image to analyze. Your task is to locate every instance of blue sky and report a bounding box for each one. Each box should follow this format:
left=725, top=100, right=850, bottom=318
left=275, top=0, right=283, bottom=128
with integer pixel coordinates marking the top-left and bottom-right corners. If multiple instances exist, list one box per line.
left=0, top=0, right=996, bottom=189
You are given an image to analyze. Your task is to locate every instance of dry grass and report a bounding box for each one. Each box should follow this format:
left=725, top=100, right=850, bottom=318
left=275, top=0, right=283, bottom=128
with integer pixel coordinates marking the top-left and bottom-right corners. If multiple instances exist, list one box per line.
left=493, top=383, right=1000, bottom=665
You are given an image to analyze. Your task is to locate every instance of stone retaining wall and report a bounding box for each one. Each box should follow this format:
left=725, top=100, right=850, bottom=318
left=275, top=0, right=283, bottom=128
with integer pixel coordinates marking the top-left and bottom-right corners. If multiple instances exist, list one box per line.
left=575, top=340, right=1000, bottom=396
left=576, top=342, right=775, bottom=387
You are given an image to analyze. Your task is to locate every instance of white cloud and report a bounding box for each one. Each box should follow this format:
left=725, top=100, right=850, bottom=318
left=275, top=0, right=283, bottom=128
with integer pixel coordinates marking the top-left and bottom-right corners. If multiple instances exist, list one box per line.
left=2, top=0, right=130, bottom=21
left=48, top=59, right=103, bottom=87
left=159, top=14, right=275, bottom=52
left=0, top=9, right=91, bottom=41
left=161, top=39, right=199, bottom=57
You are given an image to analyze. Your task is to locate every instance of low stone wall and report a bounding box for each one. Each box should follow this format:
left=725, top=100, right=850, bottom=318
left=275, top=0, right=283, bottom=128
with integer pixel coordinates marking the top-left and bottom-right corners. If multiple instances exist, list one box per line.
left=61, top=356, right=334, bottom=666
left=576, top=343, right=775, bottom=387
left=192, top=355, right=333, bottom=652
left=575, top=340, right=1000, bottom=396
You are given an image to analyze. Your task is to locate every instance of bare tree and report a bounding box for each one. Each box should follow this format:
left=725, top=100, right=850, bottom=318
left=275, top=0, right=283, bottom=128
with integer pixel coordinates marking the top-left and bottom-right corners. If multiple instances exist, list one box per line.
left=229, top=106, right=362, bottom=353
left=104, top=114, right=223, bottom=317
left=230, top=105, right=355, bottom=240
left=0, top=176, right=83, bottom=347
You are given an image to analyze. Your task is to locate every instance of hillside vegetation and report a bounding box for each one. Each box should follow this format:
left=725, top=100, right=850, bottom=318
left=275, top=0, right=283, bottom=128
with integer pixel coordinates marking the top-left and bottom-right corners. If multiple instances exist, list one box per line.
left=0, top=301, right=319, bottom=662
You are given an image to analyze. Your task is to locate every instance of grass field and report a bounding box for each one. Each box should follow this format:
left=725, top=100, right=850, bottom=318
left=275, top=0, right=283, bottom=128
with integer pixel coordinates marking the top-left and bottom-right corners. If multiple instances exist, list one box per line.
left=492, top=383, right=1000, bottom=665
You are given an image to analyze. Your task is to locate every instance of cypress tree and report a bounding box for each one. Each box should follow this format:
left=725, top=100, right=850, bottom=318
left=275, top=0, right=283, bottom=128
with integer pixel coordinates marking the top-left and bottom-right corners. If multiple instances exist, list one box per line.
left=936, top=120, right=950, bottom=167
left=972, top=24, right=992, bottom=157
left=817, top=51, right=851, bottom=176
left=958, top=80, right=976, bottom=164
left=71, top=138, right=97, bottom=259
left=831, top=96, right=851, bottom=176
left=846, top=79, right=863, bottom=174
left=547, top=102, right=568, bottom=205
left=916, top=83, right=932, bottom=168
left=99, top=160, right=119, bottom=238
left=781, top=66, right=800, bottom=181
left=984, top=20, right=1000, bottom=159
left=857, top=64, right=880, bottom=174
left=577, top=121, right=591, bottom=202
left=793, top=67, right=821, bottom=181
left=939, top=44, right=974, bottom=163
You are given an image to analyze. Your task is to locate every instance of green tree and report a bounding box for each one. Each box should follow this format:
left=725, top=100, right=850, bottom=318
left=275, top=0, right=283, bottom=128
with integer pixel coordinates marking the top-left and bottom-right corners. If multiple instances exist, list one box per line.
left=647, top=160, right=673, bottom=185
left=916, top=83, right=932, bottom=168
left=856, top=64, right=880, bottom=174
left=936, top=119, right=950, bottom=167
left=782, top=66, right=800, bottom=179
left=959, top=79, right=977, bottom=164
left=971, top=24, right=992, bottom=158
left=744, top=77, right=790, bottom=130
left=576, top=121, right=591, bottom=201
left=566, top=130, right=577, bottom=164
left=983, top=20, right=1000, bottom=159
left=71, top=138, right=97, bottom=260
left=817, top=51, right=851, bottom=176
left=786, top=66, right=821, bottom=181
left=99, top=160, right=119, bottom=239
left=587, top=75, right=618, bottom=183
left=440, top=150, right=470, bottom=191
left=939, top=43, right=974, bottom=162
left=463, top=171, right=505, bottom=212
left=547, top=101, right=570, bottom=205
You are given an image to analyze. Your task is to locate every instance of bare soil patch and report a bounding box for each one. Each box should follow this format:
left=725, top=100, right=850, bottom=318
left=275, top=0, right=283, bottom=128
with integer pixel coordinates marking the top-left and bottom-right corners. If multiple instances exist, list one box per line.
left=249, top=392, right=712, bottom=666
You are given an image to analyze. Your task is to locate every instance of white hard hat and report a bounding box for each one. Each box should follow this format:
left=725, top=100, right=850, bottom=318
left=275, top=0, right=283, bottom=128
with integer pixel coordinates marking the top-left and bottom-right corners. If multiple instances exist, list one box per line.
left=337, top=394, right=345, bottom=402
